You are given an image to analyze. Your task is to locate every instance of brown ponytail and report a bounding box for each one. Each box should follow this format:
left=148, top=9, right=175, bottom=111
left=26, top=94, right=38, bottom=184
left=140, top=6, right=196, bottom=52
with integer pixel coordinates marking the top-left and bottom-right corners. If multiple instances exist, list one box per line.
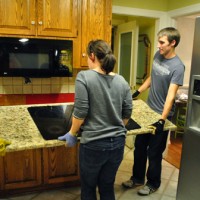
left=87, top=40, right=116, bottom=74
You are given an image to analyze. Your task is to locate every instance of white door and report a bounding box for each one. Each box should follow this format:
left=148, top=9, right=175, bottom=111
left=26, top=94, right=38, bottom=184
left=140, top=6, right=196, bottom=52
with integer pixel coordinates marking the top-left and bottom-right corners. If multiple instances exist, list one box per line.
left=114, top=21, right=139, bottom=90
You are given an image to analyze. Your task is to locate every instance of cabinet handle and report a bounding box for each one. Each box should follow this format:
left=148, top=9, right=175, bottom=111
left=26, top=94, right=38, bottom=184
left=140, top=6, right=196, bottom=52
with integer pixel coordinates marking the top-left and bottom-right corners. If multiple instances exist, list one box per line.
left=31, top=21, right=35, bottom=25
left=82, top=53, right=86, bottom=57
left=38, top=21, right=43, bottom=25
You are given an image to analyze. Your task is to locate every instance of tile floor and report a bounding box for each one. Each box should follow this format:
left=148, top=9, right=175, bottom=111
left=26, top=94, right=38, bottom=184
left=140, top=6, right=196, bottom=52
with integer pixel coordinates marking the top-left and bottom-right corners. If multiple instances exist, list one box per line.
left=0, top=146, right=179, bottom=200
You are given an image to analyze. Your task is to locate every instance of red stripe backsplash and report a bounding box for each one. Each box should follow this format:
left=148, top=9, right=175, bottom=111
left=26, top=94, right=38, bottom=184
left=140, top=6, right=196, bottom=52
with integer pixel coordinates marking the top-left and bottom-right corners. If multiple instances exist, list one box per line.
left=26, top=93, right=75, bottom=104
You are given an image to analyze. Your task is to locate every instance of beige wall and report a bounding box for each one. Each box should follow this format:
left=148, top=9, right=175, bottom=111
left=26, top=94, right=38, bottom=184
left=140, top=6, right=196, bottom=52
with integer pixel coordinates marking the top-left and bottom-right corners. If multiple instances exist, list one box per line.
left=176, top=17, right=196, bottom=87
left=168, top=0, right=200, bottom=10
left=113, top=0, right=200, bottom=11
left=112, top=0, right=168, bottom=11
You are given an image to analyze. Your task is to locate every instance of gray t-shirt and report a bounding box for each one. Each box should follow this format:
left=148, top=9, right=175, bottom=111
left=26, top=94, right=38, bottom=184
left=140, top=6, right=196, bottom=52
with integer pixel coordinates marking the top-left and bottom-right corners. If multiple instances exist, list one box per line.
left=147, top=51, right=185, bottom=116
left=73, top=70, right=133, bottom=144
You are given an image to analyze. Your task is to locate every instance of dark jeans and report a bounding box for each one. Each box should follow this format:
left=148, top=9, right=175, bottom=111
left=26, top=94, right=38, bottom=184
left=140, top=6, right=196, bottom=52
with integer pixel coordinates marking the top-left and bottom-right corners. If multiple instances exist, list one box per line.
left=79, top=136, right=125, bottom=200
left=132, top=130, right=169, bottom=189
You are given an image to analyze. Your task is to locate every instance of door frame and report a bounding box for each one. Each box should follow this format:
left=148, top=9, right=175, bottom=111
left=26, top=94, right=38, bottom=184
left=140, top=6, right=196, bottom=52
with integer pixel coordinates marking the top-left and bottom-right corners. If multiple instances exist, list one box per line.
left=114, top=21, right=139, bottom=88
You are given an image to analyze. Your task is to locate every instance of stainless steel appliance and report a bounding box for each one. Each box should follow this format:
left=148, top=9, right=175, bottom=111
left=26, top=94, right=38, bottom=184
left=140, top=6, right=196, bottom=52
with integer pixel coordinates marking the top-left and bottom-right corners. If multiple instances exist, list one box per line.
left=177, top=17, right=200, bottom=200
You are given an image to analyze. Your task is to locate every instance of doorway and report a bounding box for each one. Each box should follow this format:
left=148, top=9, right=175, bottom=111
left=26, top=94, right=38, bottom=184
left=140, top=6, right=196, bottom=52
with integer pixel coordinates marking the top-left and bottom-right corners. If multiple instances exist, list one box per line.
left=113, top=21, right=138, bottom=88
left=112, top=14, right=155, bottom=97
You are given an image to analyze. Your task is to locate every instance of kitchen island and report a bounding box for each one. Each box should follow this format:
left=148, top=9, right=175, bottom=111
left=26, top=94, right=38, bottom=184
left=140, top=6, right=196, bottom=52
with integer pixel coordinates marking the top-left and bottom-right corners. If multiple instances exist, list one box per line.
left=0, top=99, right=176, bottom=197
left=0, top=103, right=80, bottom=197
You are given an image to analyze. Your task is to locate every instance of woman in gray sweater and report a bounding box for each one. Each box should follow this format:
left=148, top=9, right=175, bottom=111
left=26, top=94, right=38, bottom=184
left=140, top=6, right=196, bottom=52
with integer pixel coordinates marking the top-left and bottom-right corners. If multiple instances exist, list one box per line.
left=58, top=39, right=132, bottom=200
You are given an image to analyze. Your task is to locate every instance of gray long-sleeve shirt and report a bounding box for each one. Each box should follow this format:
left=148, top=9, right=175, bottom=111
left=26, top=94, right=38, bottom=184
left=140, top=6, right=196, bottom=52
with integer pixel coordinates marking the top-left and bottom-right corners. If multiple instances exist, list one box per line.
left=73, top=70, right=133, bottom=144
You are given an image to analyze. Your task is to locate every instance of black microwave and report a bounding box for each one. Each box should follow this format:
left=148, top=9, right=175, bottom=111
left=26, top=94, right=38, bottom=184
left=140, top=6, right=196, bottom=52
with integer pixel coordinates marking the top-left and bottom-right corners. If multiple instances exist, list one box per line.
left=0, top=37, right=73, bottom=78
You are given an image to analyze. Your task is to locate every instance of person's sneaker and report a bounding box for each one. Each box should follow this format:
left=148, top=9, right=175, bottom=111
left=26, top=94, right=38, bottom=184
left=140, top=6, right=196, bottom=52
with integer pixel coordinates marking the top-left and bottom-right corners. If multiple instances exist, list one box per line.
left=137, top=185, right=157, bottom=196
left=122, top=179, right=143, bottom=189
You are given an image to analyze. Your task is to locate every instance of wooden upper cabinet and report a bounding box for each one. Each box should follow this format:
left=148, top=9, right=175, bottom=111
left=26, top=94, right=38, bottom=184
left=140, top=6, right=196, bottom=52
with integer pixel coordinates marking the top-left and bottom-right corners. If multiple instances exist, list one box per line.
left=0, top=0, right=36, bottom=35
left=37, top=0, right=78, bottom=37
left=0, top=0, right=78, bottom=38
left=81, top=0, right=112, bottom=66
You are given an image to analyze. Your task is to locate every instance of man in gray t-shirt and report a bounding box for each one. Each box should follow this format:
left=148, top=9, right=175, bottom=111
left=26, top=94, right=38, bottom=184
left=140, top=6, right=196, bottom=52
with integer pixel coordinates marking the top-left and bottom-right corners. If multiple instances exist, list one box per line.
left=148, top=51, right=184, bottom=116
left=122, top=27, right=185, bottom=196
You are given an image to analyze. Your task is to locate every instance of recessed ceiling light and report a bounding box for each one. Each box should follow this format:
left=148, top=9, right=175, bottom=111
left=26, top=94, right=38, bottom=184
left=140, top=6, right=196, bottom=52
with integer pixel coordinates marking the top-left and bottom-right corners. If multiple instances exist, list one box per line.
left=19, top=38, right=29, bottom=43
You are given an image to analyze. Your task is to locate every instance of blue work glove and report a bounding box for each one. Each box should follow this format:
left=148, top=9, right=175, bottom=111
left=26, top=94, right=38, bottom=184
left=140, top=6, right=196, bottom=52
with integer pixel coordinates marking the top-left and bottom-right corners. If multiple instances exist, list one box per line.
left=147, top=119, right=165, bottom=135
left=58, top=132, right=77, bottom=147
left=132, top=90, right=140, bottom=99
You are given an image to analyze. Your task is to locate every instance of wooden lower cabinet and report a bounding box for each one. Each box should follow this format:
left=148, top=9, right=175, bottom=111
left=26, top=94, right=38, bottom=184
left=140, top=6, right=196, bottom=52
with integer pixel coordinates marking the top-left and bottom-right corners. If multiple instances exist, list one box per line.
left=0, top=149, right=42, bottom=196
left=0, top=145, right=80, bottom=198
left=43, top=145, right=80, bottom=184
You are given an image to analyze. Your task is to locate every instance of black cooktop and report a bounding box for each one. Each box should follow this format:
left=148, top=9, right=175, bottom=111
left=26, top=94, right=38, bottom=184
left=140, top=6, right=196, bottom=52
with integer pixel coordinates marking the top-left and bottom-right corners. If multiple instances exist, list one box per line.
left=125, top=118, right=141, bottom=130
left=28, top=104, right=140, bottom=140
left=28, top=104, right=74, bottom=140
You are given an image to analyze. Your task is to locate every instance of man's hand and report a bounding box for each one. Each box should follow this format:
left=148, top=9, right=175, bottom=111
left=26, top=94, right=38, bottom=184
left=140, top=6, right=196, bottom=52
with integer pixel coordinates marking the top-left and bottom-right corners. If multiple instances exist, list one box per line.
left=132, top=90, right=140, bottom=99
left=148, top=119, right=165, bottom=135
left=58, top=132, right=77, bottom=147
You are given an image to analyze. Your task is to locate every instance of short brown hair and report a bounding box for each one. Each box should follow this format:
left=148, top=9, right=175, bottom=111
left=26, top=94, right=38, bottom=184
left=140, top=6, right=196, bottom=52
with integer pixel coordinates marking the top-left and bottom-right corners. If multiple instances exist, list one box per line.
left=157, top=27, right=181, bottom=47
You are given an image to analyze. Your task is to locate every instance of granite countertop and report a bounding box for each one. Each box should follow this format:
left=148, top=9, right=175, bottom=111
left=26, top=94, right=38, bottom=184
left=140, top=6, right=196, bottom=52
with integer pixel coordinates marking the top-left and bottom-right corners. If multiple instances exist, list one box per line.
left=0, top=103, right=70, bottom=153
left=0, top=100, right=176, bottom=153
left=127, top=99, right=176, bottom=135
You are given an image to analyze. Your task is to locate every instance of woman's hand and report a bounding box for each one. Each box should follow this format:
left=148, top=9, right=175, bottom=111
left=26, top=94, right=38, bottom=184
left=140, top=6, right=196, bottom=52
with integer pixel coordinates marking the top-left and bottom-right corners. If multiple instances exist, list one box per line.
left=58, top=132, right=77, bottom=147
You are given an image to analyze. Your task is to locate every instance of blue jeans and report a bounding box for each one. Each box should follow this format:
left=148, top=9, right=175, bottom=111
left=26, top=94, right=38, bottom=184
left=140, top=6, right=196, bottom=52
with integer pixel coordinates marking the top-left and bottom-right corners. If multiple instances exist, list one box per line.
left=79, top=136, right=125, bottom=200
left=132, top=130, right=169, bottom=189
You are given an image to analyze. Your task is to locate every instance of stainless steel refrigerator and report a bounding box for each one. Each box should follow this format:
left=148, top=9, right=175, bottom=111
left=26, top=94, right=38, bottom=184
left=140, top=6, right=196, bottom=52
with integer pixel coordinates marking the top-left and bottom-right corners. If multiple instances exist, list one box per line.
left=177, top=17, right=200, bottom=200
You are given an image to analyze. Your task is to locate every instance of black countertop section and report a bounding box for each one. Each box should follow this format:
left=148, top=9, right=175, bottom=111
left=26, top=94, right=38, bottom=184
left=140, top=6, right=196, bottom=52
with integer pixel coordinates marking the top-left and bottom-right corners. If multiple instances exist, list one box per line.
left=28, top=105, right=74, bottom=140
left=125, top=118, right=141, bottom=130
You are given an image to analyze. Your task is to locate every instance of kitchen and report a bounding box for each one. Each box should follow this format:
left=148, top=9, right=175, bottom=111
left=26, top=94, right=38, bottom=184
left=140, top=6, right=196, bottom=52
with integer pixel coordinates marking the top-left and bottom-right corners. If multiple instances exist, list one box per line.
left=0, top=0, right=200, bottom=199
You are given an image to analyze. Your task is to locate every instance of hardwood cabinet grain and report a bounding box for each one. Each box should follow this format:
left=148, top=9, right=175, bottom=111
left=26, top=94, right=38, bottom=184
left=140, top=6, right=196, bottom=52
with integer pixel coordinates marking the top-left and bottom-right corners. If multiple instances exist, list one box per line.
left=0, top=145, right=80, bottom=197
left=0, top=0, right=36, bottom=35
left=0, top=149, right=42, bottom=191
left=80, top=0, right=112, bottom=67
left=37, top=0, right=78, bottom=37
left=43, top=145, right=80, bottom=184
left=0, top=0, right=78, bottom=38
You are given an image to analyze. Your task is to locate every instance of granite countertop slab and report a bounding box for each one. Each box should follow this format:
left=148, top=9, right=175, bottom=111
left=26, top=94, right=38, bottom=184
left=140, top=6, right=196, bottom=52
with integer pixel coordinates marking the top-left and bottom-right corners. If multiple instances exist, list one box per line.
left=127, top=99, right=177, bottom=135
left=0, top=103, right=70, bottom=153
left=0, top=100, right=176, bottom=153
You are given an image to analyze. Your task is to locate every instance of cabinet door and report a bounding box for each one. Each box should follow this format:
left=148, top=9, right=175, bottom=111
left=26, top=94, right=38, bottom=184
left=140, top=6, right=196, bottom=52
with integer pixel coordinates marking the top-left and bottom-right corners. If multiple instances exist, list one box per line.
left=81, top=0, right=112, bottom=66
left=0, top=149, right=41, bottom=190
left=37, top=0, right=78, bottom=37
left=0, top=0, right=36, bottom=35
left=43, top=145, right=80, bottom=184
